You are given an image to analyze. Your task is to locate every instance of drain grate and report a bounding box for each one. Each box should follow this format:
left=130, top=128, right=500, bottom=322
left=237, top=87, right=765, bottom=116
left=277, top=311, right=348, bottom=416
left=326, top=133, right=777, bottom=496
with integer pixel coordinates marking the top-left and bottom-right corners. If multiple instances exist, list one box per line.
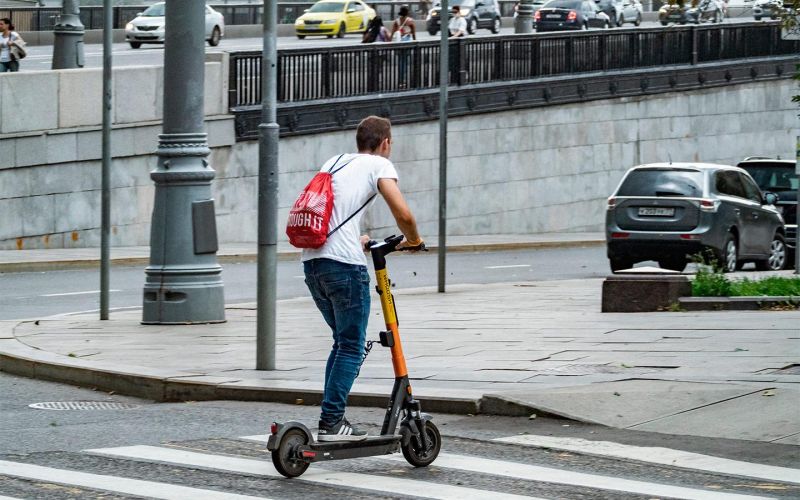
left=28, top=401, right=140, bottom=411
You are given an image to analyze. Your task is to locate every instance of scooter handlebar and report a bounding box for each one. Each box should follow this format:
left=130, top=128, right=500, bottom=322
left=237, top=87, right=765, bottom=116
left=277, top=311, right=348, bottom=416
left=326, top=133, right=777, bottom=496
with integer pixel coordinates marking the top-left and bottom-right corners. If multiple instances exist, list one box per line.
left=366, top=235, right=426, bottom=254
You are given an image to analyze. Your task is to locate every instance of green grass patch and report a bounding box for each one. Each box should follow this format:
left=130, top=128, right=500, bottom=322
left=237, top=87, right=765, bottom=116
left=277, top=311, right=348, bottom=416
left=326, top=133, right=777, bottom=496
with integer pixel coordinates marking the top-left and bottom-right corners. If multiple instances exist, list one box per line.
left=692, top=267, right=800, bottom=297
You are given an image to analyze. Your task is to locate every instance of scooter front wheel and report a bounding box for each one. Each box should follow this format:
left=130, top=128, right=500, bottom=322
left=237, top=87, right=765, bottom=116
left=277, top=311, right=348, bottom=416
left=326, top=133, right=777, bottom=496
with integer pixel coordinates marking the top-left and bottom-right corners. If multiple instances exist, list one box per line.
left=402, top=421, right=441, bottom=467
left=271, top=429, right=310, bottom=478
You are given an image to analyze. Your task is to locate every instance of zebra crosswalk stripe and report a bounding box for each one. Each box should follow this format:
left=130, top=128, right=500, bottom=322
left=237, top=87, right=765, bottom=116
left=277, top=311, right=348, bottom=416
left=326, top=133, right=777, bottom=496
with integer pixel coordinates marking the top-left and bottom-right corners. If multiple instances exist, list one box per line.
left=0, top=459, right=266, bottom=500
left=495, top=434, right=800, bottom=485
left=0, top=495, right=24, bottom=500
left=86, top=445, right=539, bottom=500
left=380, top=453, right=773, bottom=500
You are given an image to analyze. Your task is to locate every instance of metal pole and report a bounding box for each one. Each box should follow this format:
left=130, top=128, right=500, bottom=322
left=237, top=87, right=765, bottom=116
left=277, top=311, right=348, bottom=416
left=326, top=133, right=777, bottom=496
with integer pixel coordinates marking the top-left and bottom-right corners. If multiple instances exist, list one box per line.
left=100, top=0, right=112, bottom=320
left=438, top=0, right=448, bottom=294
left=52, top=0, right=85, bottom=69
left=142, top=0, right=225, bottom=325
left=256, top=0, right=280, bottom=370
left=515, top=0, right=534, bottom=33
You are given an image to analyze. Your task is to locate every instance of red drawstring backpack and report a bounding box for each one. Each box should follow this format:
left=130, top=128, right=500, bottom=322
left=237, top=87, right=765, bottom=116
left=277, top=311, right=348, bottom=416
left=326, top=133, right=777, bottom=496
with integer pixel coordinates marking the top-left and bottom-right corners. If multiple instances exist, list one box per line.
left=286, top=155, right=376, bottom=249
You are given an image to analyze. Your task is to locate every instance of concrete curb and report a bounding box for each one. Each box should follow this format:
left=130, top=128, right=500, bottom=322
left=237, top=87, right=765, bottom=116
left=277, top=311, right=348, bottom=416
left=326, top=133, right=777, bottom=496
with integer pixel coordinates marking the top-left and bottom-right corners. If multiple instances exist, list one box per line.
left=678, top=296, right=800, bottom=311
left=0, top=239, right=604, bottom=273
left=0, top=319, right=588, bottom=420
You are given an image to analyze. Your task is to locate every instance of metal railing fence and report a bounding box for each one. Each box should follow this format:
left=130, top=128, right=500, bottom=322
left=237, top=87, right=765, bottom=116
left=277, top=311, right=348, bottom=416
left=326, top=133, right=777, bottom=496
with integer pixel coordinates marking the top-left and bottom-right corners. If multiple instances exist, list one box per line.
left=229, top=22, right=795, bottom=108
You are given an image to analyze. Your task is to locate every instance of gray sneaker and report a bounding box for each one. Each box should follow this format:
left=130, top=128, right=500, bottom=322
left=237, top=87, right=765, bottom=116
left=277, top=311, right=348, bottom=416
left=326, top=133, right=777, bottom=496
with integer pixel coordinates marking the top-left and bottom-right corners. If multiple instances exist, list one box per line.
left=317, top=418, right=368, bottom=442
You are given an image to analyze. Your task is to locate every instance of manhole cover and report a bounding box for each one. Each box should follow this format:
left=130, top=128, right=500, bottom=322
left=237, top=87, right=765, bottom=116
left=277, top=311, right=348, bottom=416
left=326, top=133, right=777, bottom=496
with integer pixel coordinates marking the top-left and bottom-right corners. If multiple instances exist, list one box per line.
left=530, top=364, right=673, bottom=376
left=28, top=401, right=140, bottom=411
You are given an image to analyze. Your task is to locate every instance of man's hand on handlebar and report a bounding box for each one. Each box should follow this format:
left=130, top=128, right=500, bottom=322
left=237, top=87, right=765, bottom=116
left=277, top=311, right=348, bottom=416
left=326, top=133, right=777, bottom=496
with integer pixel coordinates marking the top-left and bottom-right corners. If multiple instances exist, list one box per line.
left=361, top=234, right=372, bottom=252
left=397, top=237, right=426, bottom=252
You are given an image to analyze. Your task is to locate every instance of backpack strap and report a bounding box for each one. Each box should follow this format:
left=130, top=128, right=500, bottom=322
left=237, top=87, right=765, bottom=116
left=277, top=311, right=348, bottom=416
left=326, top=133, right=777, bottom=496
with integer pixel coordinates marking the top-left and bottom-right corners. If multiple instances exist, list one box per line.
left=329, top=154, right=358, bottom=175
left=326, top=194, right=377, bottom=238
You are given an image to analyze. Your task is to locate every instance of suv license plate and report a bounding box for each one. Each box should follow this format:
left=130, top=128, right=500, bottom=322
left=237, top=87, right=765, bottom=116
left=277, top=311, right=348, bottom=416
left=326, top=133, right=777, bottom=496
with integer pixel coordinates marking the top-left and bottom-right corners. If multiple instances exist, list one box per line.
left=638, top=207, right=675, bottom=217
left=547, top=14, right=561, bottom=18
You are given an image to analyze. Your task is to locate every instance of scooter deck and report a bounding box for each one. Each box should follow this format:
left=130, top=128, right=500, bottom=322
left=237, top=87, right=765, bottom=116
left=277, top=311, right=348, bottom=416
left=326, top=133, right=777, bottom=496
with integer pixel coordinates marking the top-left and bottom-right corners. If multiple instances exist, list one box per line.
left=302, top=435, right=401, bottom=462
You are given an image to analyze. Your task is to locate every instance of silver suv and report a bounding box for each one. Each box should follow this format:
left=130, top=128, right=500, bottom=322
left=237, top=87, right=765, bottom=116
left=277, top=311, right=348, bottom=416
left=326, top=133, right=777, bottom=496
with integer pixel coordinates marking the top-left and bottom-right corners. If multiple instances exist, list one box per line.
left=606, top=163, right=786, bottom=273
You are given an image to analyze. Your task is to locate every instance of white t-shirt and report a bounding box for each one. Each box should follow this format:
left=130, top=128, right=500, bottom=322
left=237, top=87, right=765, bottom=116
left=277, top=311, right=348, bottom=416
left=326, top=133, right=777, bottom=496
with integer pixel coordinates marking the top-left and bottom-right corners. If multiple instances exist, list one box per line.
left=448, top=16, right=467, bottom=36
left=301, top=153, right=398, bottom=266
left=0, top=32, right=20, bottom=63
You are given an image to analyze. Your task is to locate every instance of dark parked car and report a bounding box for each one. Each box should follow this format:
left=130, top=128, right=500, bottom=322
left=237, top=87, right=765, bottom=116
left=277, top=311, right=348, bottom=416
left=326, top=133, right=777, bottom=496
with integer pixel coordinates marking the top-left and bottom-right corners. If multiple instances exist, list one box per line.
left=535, top=0, right=610, bottom=31
left=738, top=157, right=798, bottom=265
left=606, top=163, right=786, bottom=273
left=426, top=0, right=502, bottom=35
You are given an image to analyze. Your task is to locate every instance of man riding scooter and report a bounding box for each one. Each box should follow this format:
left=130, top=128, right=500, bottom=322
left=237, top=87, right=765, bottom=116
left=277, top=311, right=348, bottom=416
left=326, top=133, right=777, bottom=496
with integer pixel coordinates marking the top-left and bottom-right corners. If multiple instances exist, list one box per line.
left=301, top=116, right=424, bottom=441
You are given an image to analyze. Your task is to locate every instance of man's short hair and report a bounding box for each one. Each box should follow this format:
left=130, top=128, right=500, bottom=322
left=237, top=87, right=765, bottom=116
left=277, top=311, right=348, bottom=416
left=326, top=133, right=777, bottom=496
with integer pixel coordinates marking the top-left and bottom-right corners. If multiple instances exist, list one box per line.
left=356, top=116, right=392, bottom=152
left=452, top=5, right=460, bottom=11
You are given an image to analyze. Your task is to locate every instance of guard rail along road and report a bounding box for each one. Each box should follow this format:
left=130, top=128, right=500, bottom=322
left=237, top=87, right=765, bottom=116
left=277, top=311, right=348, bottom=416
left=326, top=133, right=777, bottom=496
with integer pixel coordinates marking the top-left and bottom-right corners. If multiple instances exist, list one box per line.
left=226, top=21, right=798, bottom=140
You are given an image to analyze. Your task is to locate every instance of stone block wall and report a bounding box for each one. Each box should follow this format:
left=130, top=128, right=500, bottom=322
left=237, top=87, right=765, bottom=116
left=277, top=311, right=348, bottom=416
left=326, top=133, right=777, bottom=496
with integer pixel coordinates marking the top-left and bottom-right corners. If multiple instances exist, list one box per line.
left=0, top=66, right=796, bottom=249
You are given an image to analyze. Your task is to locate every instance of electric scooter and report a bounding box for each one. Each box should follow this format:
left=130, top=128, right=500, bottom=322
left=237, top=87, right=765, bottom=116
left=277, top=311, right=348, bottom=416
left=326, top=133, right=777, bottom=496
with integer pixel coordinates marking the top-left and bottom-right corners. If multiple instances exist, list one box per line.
left=267, top=235, right=441, bottom=478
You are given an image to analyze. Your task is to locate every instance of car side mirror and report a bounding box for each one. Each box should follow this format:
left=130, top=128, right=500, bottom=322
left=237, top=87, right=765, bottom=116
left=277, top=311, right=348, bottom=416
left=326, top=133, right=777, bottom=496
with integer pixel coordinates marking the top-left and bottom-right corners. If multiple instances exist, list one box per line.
left=476, top=2, right=484, bottom=6
left=763, top=192, right=779, bottom=205
left=304, top=8, right=310, bottom=12
left=136, top=11, right=143, bottom=16
left=347, top=7, right=356, bottom=12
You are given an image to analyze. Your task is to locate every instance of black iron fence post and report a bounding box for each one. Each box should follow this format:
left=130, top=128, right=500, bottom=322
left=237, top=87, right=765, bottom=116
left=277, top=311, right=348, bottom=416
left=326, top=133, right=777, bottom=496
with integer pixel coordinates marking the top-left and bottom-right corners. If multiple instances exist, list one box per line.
left=691, top=26, right=698, bottom=65
left=228, top=54, right=240, bottom=107
left=412, top=44, right=422, bottom=89
left=494, top=38, right=504, bottom=81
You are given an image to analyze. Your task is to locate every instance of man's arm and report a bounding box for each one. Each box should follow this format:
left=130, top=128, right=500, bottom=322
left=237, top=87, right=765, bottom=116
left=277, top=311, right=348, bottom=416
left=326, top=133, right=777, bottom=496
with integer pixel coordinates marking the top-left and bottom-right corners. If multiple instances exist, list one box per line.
left=377, top=178, right=422, bottom=246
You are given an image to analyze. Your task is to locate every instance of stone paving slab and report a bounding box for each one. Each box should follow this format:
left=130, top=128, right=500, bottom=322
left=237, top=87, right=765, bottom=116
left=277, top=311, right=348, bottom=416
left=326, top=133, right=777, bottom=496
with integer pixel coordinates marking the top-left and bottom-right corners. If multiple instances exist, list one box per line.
left=1, top=277, right=799, bottom=443
left=631, top=387, right=800, bottom=443
left=486, top=380, right=768, bottom=427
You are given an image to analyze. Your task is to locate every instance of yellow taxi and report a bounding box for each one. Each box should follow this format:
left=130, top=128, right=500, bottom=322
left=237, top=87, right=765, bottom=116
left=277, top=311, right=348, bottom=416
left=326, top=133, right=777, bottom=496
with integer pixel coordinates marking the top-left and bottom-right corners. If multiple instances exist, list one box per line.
left=294, top=0, right=376, bottom=39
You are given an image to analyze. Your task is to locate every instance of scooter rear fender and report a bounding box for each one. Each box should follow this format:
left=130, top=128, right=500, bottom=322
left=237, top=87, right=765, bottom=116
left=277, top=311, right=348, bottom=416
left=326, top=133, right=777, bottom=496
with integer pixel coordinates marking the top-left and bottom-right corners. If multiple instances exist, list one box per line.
left=267, top=421, right=314, bottom=451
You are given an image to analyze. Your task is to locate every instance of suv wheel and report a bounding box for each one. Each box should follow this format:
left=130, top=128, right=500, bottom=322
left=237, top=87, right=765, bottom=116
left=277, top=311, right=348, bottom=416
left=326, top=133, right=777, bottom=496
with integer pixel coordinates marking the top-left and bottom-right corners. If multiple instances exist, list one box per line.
left=755, top=233, right=786, bottom=271
left=491, top=17, right=501, bottom=33
left=617, top=13, right=625, bottom=26
left=467, top=17, right=476, bottom=35
left=720, top=233, right=738, bottom=273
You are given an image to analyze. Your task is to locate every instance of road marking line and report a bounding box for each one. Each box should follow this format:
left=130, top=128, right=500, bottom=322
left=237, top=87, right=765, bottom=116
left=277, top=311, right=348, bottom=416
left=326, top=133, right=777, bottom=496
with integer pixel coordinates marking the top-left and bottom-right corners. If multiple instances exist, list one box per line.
left=41, top=289, right=121, bottom=297
left=0, top=495, right=24, bottom=500
left=87, top=445, right=537, bottom=500
left=0, top=459, right=264, bottom=500
left=495, top=435, right=800, bottom=485
left=484, top=264, right=531, bottom=269
left=380, top=453, right=772, bottom=500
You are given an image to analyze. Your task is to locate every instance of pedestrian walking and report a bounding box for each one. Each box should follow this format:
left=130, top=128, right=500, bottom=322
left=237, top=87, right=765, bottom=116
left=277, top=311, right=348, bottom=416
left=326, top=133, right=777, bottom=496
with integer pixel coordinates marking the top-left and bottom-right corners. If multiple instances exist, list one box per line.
left=448, top=6, right=468, bottom=37
left=362, top=5, right=389, bottom=43
left=390, top=5, right=416, bottom=87
left=300, top=116, right=423, bottom=441
left=0, top=18, right=24, bottom=73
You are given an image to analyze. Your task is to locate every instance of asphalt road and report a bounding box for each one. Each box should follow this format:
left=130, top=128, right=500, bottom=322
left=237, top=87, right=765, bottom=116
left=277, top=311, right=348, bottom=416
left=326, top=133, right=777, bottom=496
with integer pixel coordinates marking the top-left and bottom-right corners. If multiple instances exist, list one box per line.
left=20, top=17, right=756, bottom=72
left=1, top=370, right=799, bottom=499
left=0, top=245, right=609, bottom=321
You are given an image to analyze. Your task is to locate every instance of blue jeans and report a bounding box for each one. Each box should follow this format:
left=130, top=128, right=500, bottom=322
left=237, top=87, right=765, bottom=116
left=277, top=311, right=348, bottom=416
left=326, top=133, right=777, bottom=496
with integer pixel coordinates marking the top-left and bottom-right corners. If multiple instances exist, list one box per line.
left=0, top=60, right=19, bottom=72
left=304, top=258, right=371, bottom=427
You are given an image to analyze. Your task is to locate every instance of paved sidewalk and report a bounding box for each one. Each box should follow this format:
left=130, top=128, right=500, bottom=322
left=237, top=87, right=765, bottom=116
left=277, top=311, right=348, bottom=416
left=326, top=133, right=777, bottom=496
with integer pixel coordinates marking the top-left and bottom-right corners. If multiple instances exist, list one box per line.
left=0, top=232, right=603, bottom=272
left=1, top=273, right=798, bottom=444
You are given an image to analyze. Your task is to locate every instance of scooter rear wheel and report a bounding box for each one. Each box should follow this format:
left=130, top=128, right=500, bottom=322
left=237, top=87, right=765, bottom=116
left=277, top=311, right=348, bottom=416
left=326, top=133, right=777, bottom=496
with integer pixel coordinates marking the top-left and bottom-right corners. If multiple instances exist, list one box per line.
left=402, top=421, right=441, bottom=467
left=271, top=429, right=310, bottom=478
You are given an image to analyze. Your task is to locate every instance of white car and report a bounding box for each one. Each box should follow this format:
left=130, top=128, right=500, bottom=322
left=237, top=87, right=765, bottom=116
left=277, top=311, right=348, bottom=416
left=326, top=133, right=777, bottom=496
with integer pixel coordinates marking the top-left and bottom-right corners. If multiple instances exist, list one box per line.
left=617, top=0, right=643, bottom=25
left=125, top=2, right=225, bottom=49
